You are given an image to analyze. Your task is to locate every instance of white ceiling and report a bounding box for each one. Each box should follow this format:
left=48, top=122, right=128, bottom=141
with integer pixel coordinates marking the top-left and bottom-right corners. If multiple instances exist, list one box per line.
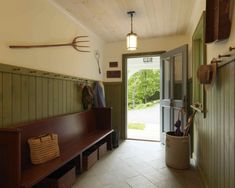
left=54, top=0, right=195, bottom=42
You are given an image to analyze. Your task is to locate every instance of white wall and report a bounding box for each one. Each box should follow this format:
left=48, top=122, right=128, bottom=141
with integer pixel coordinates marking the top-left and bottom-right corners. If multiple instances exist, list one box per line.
left=0, top=0, right=105, bottom=81
left=103, top=35, right=189, bottom=82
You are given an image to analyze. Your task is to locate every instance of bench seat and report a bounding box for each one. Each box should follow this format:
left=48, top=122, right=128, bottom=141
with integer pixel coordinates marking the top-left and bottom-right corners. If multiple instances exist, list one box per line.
left=21, top=129, right=113, bottom=188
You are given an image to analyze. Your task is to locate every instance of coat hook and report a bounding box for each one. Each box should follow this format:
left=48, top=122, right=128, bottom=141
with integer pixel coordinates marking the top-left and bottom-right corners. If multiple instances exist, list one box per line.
left=13, top=68, right=20, bottom=71
left=229, top=46, right=235, bottom=51
left=218, top=54, right=231, bottom=58
left=211, top=59, right=222, bottom=63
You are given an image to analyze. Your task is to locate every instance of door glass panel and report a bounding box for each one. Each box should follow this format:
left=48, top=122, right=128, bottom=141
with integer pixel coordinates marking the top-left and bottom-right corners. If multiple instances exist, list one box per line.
left=162, top=107, right=171, bottom=132
left=163, top=58, right=170, bottom=99
left=173, top=54, right=182, bottom=100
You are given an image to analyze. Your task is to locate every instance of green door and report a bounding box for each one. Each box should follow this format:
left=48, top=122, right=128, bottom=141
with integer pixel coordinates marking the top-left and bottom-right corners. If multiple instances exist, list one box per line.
left=160, top=44, right=188, bottom=143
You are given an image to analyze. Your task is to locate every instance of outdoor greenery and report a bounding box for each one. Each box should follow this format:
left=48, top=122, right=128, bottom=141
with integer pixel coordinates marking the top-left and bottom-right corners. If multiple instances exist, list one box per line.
left=128, top=69, right=160, bottom=109
left=129, top=99, right=160, bottom=110
left=128, top=123, right=145, bottom=130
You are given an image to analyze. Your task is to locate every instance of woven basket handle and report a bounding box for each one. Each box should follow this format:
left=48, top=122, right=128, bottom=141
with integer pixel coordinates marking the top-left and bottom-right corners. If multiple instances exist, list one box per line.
left=37, top=133, right=53, bottom=142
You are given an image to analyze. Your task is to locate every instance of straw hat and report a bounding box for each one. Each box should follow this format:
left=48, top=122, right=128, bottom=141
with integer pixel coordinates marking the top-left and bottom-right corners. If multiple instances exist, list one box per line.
left=197, top=60, right=217, bottom=88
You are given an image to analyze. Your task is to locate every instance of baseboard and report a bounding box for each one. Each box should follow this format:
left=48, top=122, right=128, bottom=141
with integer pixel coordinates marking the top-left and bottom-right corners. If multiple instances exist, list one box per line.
left=191, top=153, right=208, bottom=188
left=190, top=152, right=197, bottom=167
left=198, top=166, right=208, bottom=188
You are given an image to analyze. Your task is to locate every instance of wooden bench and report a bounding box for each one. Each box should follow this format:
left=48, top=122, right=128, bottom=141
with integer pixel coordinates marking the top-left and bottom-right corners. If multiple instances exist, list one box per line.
left=0, top=107, right=113, bottom=188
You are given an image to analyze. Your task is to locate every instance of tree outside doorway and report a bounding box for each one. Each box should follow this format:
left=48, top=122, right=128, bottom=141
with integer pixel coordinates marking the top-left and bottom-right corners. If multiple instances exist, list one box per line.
left=127, top=67, right=161, bottom=141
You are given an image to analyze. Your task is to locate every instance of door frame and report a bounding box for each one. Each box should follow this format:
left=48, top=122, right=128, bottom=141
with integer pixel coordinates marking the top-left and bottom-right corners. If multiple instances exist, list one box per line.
left=192, top=11, right=207, bottom=118
left=121, top=51, right=165, bottom=140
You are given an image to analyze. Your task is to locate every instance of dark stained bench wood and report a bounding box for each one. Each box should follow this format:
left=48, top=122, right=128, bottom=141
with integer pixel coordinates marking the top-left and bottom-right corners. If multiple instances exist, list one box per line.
left=0, top=107, right=113, bottom=188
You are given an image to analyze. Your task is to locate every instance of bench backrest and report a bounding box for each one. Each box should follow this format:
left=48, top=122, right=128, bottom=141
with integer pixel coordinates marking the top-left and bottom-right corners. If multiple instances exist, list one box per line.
left=15, top=108, right=109, bottom=170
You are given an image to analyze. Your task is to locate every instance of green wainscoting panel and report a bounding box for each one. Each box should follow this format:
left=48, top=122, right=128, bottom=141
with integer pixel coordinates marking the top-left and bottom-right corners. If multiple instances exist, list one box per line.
left=36, top=77, right=43, bottom=120
left=48, top=79, right=54, bottom=117
left=0, top=73, right=3, bottom=127
left=104, top=82, right=123, bottom=138
left=0, top=64, right=85, bottom=127
left=42, top=78, right=48, bottom=118
left=53, top=79, right=59, bottom=116
left=193, top=61, right=235, bottom=188
left=3, top=73, right=12, bottom=127
left=66, top=80, right=71, bottom=113
left=29, top=76, right=36, bottom=121
left=21, top=75, right=29, bottom=122
left=12, top=74, right=21, bottom=123
left=58, top=79, right=63, bottom=115
left=62, top=80, right=67, bottom=114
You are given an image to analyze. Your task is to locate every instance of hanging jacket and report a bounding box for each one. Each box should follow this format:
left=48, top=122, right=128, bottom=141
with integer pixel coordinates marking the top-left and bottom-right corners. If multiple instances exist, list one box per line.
left=93, top=81, right=106, bottom=108
left=82, top=85, right=94, bottom=110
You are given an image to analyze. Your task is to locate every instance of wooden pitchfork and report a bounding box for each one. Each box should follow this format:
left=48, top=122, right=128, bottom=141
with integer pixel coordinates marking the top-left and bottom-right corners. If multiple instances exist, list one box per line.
left=9, top=36, right=90, bottom=52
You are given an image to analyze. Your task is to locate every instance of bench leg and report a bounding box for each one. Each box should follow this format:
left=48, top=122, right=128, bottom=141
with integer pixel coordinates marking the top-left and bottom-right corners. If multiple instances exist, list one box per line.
left=107, top=134, right=113, bottom=150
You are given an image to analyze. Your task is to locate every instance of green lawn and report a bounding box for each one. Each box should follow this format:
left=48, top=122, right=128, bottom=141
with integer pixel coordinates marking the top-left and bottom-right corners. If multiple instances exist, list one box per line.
left=128, top=123, right=145, bottom=130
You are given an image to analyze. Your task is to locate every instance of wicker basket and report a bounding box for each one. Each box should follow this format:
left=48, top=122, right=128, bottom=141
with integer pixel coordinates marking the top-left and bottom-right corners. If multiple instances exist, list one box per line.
left=28, top=133, right=60, bottom=165
left=83, top=149, right=98, bottom=170
left=97, top=142, right=107, bottom=159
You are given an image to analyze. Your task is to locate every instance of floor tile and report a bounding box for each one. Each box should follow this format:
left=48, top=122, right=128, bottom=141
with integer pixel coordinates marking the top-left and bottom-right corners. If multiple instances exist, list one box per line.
left=72, top=140, right=204, bottom=188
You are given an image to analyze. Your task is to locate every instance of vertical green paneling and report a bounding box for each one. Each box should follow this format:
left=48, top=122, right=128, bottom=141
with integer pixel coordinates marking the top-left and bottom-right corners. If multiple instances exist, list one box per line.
left=70, top=81, right=74, bottom=112
left=48, top=79, right=54, bottom=117
left=2, top=73, right=12, bottom=127
left=21, top=75, right=29, bottom=122
left=77, top=87, right=82, bottom=111
left=73, top=82, right=77, bottom=112
left=0, top=64, right=86, bottom=127
left=220, top=68, right=225, bottom=188
left=53, top=79, right=59, bottom=115
left=224, top=67, right=230, bottom=188
left=0, top=73, right=2, bottom=127
left=36, top=77, right=43, bottom=120
left=104, top=82, right=122, bottom=136
left=194, top=62, right=235, bottom=188
left=12, top=74, right=21, bottom=124
left=66, top=80, right=71, bottom=113
left=58, top=80, right=63, bottom=115
left=42, top=78, right=48, bottom=118
left=62, top=80, right=67, bottom=113
left=28, top=76, right=36, bottom=121
left=229, top=63, right=235, bottom=188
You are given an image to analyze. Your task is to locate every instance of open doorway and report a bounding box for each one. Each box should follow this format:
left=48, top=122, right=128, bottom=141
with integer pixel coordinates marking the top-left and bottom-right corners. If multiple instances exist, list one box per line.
left=126, top=56, right=161, bottom=141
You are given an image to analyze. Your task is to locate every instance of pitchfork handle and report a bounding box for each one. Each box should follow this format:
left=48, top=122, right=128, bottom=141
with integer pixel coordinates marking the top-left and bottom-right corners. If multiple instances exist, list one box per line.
left=9, top=43, right=71, bottom=48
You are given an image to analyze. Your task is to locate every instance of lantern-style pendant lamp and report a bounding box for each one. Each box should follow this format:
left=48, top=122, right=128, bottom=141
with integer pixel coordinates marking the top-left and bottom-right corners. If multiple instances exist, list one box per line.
left=127, top=11, right=137, bottom=51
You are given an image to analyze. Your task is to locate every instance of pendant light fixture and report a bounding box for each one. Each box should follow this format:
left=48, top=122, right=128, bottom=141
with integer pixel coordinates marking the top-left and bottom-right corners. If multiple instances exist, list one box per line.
left=127, top=11, right=137, bottom=51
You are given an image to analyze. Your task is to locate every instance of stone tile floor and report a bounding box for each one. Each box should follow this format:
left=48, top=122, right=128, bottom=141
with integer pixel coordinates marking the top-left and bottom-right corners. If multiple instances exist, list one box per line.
left=73, top=140, right=204, bottom=188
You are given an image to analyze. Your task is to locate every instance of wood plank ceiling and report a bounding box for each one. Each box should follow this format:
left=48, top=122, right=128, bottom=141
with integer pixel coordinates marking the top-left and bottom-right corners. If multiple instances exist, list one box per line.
left=54, top=0, right=195, bottom=42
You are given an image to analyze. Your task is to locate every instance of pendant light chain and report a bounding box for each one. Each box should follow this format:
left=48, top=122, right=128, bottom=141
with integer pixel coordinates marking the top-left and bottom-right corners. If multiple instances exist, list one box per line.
left=131, top=13, right=133, bottom=33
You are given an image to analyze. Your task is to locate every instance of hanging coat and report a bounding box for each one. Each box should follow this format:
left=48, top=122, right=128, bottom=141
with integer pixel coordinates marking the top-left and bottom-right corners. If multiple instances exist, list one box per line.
left=82, top=85, right=94, bottom=110
left=93, top=81, right=106, bottom=108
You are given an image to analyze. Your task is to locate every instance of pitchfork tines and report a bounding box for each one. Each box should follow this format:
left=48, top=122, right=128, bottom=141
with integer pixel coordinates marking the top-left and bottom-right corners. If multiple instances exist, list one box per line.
left=9, top=36, right=90, bottom=53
